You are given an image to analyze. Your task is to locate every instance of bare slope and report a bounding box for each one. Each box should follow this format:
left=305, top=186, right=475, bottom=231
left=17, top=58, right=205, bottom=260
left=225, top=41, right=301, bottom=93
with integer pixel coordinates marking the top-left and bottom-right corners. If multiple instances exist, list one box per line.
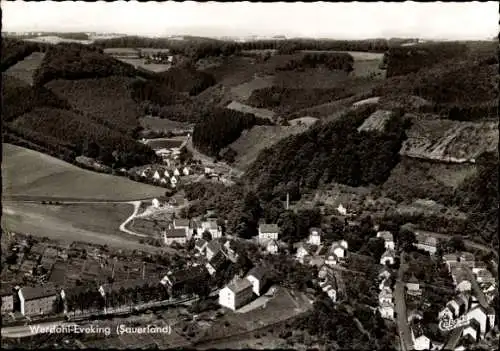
left=2, top=143, right=164, bottom=201
left=400, top=120, right=498, bottom=163
left=229, top=124, right=311, bottom=170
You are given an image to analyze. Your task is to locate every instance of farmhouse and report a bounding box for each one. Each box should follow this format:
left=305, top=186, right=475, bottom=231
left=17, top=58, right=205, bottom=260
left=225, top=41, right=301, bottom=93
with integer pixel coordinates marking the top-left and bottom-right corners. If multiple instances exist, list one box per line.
left=459, top=252, right=475, bottom=268
left=195, top=238, right=208, bottom=254
left=472, top=261, right=488, bottom=275
left=319, top=278, right=338, bottom=303
left=307, top=227, right=322, bottom=246
left=246, top=266, right=268, bottom=296
left=198, top=220, right=222, bottom=239
left=476, top=269, right=495, bottom=284
left=1, top=286, right=14, bottom=314
left=443, top=253, right=459, bottom=270
left=379, top=301, right=395, bottom=320
left=380, top=249, right=396, bottom=265
left=378, top=267, right=391, bottom=281
left=295, top=243, right=312, bottom=264
left=330, top=240, right=348, bottom=259
left=173, top=219, right=191, bottom=238
left=161, top=266, right=208, bottom=297
left=376, top=231, right=395, bottom=250
left=258, top=223, right=279, bottom=243
left=218, top=278, right=255, bottom=311
left=222, top=240, right=239, bottom=263
left=406, top=275, right=421, bottom=295
left=411, top=327, right=431, bottom=351
left=163, top=229, right=188, bottom=246
left=205, top=251, right=229, bottom=276
left=379, top=288, right=393, bottom=305
left=266, top=239, right=279, bottom=254
left=206, top=240, right=223, bottom=261
left=19, top=285, right=60, bottom=316
left=414, top=234, right=437, bottom=255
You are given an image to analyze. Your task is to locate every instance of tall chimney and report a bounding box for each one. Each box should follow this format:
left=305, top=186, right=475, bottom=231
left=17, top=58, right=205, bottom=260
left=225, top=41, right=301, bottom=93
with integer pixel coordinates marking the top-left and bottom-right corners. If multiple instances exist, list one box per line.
left=286, top=192, right=290, bottom=210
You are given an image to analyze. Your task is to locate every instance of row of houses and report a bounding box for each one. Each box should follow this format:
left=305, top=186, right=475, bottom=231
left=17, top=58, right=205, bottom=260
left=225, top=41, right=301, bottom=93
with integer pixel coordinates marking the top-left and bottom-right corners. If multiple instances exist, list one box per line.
left=162, top=218, right=223, bottom=246
left=137, top=166, right=192, bottom=188
left=378, top=267, right=395, bottom=320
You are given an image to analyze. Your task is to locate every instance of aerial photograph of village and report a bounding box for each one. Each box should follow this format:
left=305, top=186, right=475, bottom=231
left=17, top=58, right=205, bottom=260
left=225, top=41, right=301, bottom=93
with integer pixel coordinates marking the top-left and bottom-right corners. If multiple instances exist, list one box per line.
left=0, top=1, right=498, bottom=350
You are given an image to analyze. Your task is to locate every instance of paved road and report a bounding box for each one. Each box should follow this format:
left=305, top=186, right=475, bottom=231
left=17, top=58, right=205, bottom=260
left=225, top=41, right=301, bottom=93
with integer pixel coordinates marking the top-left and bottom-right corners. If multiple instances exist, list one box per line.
left=394, top=252, right=413, bottom=351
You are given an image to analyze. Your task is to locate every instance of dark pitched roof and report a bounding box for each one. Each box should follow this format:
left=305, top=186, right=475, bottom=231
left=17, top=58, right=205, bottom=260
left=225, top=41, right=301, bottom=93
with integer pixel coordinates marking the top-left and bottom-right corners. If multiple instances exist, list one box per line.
left=174, top=219, right=190, bottom=227
left=195, top=238, right=208, bottom=248
left=247, top=266, right=267, bottom=281
left=408, top=275, right=419, bottom=284
left=164, top=228, right=187, bottom=238
left=207, top=251, right=228, bottom=271
left=166, top=266, right=207, bottom=286
left=21, top=284, right=59, bottom=301
left=207, top=240, right=222, bottom=253
left=226, top=278, right=253, bottom=294
left=259, top=224, right=279, bottom=233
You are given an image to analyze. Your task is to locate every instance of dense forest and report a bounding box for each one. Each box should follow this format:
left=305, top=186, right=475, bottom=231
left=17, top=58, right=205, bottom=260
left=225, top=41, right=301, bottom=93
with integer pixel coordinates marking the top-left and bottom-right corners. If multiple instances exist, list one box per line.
left=275, top=52, right=354, bottom=72
left=453, top=152, right=499, bottom=248
left=192, top=108, right=272, bottom=156
left=374, top=53, right=498, bottom=121
left=32, top=43, right=140, bottom=86
left=94, top=36, right=390, bottom=59
left=245, top=105, right=410, bottom=201
left=0, top=38, right=47, bottom=72
left=247, top=86, right=354, bottom=114
left=384, top=41, right=469, bottom=77
left=8, top=107, right=157, bottom=168
left=154, top=67, right=216, bottom=96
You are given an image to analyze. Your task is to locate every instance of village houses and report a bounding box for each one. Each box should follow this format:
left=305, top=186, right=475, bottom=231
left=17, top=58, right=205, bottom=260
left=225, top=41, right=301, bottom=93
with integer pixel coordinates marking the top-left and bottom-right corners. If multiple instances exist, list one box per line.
left=163, top=228, right=188, bottom=246
left=218, top=278, right=255, bottom=311
left=206, top=240, right=223, bottom=261
left=258, top=224, right=279, bottom=244
left=205, top=251, right=229, bottom=276
left=197, top=220, right=222, bottom=239
left=307, top=228, right=322, bottom=246
left=318, top=265, right=338, bottom=303
left=195, top=238, right=208, bottom=254
left=376, top=231, right=395, bottom=250
left=406, top=275, right=421, bottom=295
left=1, top=286, right=14, bottom=314
left=18, top=285, right=60, bottom=316
left=380, top=249, right=396, bottom=265
left=414, top=234, right=438, bottom=255
left=246, top=266, right=268, bottom=296
left=411, top=326, right=431, bottom=351
left=266, top=239, right=279, bottom=255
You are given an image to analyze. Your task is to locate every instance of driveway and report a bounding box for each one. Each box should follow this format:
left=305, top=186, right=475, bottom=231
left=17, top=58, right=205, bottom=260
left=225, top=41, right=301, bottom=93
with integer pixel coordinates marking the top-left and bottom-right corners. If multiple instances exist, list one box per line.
left=394, top=252, right=413, bottom=351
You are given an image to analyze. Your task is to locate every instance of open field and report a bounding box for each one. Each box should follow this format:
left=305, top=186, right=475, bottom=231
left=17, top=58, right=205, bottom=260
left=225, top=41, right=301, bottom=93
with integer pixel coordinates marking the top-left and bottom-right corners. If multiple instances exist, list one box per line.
left=229, top=125, right=311, bottom=170
left=115, top=57, right=171, bottom=73
left=226, top=101, right=276, bottom=120
left=194, top=288, right=312, bottom=345
left=140, top=116, right=194, bottom=133
left=144, top=138, right=184, bottom=150
left=2, top=143, right=165, bottom=201
left=3, top=52, right=45, bottom=85
left=1, top=202, right=165, bottom=252
left=230, top=75, right=275, bottom=101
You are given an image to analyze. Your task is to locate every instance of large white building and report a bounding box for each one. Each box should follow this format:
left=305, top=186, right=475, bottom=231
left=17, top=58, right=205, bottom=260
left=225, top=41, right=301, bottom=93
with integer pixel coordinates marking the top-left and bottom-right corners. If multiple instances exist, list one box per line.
left=245, top=266, right=267, bottom=296
left=258, top=224, right=279, bottom=243
left=19, top=285, right=59, bottom=316
left=218, top=278, right=255, bottom=311
left=376, top=231, right=395, bottom=250
left=307, top=228, right=322, bottom=246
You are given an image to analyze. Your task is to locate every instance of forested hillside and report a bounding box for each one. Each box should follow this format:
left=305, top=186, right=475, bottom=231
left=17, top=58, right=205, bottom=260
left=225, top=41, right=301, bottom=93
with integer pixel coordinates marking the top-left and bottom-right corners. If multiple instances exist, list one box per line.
left=0, top=38, right=48, bottom=72
left=245, top=105, right=410, bottom=200
left=32, top=43, right=139, bottom=86
left=453, top=152, right=499, bottom=248
left=374, top=53, right=498, bottom=121
left=192, top=109, right=272, bottom=156
left=384, top=41, right=469, bottom=77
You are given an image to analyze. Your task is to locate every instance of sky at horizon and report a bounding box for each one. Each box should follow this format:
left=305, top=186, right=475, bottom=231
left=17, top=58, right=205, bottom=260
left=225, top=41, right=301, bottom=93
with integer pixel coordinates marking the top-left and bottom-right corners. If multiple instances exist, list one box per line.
left=2, top=1, right=498, bottom=40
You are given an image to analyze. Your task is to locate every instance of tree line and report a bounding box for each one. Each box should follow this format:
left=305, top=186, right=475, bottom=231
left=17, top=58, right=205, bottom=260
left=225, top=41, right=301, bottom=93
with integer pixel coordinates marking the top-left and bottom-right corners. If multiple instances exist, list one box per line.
left=245, top=104, right=409, bottom=201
